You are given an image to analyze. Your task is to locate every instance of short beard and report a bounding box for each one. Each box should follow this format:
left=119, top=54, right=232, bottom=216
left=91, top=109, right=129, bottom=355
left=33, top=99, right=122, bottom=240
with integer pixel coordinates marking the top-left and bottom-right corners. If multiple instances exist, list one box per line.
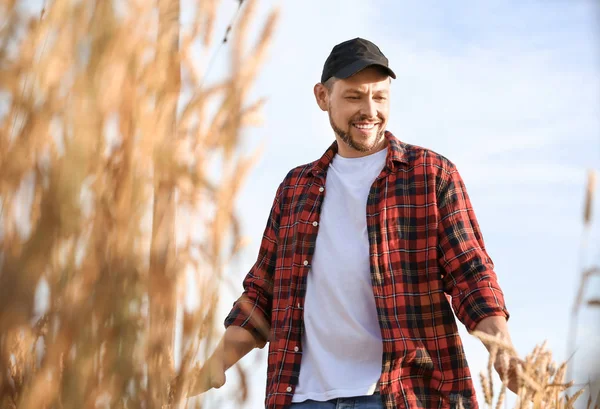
left=328, top=107, right=385, bottom=153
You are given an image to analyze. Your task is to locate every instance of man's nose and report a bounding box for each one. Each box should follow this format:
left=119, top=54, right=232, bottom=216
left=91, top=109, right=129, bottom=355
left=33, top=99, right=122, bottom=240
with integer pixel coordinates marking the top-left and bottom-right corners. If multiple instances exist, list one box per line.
left=360, top=99, right=377, bottom=119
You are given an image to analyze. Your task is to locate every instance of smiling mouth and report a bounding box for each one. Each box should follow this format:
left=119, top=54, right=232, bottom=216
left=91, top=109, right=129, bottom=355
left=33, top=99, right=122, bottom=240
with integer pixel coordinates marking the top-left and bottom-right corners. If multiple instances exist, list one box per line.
left=352, top=122, right=379, bottom=131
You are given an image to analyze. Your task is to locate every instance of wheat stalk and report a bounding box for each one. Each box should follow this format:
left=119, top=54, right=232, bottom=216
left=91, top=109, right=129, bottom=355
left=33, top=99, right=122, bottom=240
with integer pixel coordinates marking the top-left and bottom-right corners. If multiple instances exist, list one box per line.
left=0, top=0, right=278, bottom=407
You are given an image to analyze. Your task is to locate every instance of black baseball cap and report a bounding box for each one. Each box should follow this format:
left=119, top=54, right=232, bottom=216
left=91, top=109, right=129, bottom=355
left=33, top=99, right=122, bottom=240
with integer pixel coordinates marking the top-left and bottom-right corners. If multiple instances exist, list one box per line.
left=321, top=38, right=396, bottom=83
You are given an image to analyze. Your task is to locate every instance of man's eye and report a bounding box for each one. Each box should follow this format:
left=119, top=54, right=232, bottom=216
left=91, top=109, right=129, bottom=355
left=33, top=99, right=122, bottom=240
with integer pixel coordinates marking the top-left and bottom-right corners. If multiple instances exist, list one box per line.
left=375, top=96, right=387, bottom=101
left=346, top=96, right=360, bottom=100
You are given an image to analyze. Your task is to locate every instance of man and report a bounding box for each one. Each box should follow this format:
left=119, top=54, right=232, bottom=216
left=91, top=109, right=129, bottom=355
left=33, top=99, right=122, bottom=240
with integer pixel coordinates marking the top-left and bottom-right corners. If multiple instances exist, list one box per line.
left=188, top=38, right=517, bottom=409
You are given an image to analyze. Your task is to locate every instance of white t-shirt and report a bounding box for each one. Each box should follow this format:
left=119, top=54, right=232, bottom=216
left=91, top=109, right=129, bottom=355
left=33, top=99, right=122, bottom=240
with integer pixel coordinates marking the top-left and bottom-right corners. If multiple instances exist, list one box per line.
left=292, top=147, right=387, bottom=403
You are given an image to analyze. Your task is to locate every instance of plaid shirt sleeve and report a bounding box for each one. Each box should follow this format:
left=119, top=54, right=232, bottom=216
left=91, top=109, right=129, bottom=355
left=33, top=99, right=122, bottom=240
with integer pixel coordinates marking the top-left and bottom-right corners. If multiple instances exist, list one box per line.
left=223, top=182, right=283, bottom=348
left=437, top=162, right=509, bottom=331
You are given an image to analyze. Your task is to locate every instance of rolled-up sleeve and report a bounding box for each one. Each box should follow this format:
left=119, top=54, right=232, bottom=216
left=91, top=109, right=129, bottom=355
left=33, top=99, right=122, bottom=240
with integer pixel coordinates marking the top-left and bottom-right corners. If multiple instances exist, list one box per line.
left=224, top=182, right=283, bottom=347
left=437, top=163, right=509, bottom=331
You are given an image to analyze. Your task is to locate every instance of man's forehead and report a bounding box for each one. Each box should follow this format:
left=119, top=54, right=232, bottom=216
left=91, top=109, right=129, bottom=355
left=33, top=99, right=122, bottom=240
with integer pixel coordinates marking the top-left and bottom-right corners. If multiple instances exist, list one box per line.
left=338, top=78, right=391, bottom=92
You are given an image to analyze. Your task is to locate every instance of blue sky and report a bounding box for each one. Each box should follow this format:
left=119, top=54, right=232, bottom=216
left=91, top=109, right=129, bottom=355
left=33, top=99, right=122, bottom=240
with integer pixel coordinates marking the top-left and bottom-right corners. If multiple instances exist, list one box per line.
left=193, top=1, right=600, bottom=408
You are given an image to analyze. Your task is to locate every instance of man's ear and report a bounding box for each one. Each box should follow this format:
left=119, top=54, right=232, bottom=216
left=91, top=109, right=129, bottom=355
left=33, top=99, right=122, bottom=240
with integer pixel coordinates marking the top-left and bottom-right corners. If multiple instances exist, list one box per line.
left=313, top=83, right=329, bottom=112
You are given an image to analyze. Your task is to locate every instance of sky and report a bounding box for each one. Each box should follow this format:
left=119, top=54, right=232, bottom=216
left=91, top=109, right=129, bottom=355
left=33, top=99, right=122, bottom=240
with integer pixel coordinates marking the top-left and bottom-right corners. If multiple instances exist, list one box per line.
left=191, top=1, right=600, bottom=408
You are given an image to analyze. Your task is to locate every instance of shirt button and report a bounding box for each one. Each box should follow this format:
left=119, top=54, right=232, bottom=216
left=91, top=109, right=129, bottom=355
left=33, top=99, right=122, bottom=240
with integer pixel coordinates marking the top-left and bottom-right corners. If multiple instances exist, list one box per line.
left=297, top=303, right=301, bottom=308
left=319, top=187, right=324, bottom=192
left=303, top=260, right=308, bottom=266
left=286, top=386, right=292, bottom=392
left=294, top=346, right=299, bottom=352
left=312, top=221, right=318, bottom=227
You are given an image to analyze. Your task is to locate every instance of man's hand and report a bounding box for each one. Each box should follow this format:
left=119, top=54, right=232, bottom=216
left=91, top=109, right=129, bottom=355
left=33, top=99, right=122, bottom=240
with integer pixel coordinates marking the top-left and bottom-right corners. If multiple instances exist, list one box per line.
left=187, top=354, right=227, bottom=396
left=493, top=350, right=522, bottom=394
left=168, top=356, right=226, bottom=404
left=473, top=316, right=520, bottom=394
left=175, top=326, right=258, bottom=398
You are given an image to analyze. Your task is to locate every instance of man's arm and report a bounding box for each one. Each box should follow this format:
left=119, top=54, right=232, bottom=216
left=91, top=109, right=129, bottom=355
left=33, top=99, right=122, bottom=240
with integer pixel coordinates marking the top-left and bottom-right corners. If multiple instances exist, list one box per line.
left=473, top=316, right=511, bottom=345
left=221, top=181, right=285, bottom=344
left=435, top=161, right=517, bottom=391
left=436, top=161, right=509, bottom=330
left=185, top=181, right=285, bottom=396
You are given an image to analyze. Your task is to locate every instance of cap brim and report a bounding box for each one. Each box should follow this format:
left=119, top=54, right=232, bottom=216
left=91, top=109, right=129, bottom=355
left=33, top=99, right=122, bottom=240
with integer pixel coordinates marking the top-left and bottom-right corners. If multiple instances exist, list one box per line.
left=334, top=59, right=396, bottom=80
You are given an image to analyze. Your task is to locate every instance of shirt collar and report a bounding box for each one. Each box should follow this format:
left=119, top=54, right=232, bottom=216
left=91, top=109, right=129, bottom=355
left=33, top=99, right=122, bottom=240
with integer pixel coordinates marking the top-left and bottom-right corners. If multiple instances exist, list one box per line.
left=310, top=131, right=409, bottom=177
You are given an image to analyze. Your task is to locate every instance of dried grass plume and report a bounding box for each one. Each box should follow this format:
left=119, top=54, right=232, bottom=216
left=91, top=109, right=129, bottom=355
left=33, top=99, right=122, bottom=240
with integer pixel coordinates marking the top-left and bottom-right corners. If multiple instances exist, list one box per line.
left=0, top=0, right=278, bottom=407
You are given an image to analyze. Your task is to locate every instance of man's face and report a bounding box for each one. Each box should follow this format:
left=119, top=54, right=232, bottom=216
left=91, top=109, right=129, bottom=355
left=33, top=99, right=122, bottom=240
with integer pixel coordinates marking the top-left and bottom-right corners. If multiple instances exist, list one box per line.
left=315, top=66, right=391, bottom=157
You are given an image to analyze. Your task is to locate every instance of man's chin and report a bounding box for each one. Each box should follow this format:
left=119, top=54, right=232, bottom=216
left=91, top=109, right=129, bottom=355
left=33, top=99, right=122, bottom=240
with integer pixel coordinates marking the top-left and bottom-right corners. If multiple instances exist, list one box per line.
left=348, top=139, right=382, bottom=153
left=332, top=124, right=385, bottom=153
left=350, top=131, right=385, bottom=148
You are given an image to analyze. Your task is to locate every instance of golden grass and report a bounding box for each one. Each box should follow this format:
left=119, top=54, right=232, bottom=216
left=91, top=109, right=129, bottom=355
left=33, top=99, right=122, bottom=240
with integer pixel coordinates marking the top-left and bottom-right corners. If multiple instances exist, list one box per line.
left=0, top=0, right=278, bottom=407
left=470, top=332, right=594, bottom=409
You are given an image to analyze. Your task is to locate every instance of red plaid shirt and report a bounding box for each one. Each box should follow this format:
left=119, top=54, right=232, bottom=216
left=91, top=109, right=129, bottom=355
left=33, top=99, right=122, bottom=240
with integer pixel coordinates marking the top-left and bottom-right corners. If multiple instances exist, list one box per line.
left=225, top=131, right=509, bottom=409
